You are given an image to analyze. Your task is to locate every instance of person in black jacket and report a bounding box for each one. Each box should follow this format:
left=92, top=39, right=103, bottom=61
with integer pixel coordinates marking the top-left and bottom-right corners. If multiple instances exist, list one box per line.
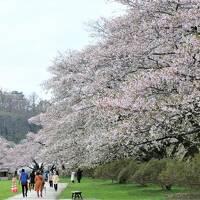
left=29, top=171, right=35, bottom=190
left=76, top=168, right=83, bottom=183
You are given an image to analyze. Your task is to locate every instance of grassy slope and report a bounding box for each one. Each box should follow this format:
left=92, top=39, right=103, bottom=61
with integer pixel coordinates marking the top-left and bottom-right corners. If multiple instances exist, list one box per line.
left=0, top=180, right=21, bottom=199
left=59, top=177, right=200, bottom=200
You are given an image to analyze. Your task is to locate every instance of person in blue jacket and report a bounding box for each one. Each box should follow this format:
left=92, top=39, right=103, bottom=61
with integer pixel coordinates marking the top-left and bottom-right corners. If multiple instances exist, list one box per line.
left=20, top=169, right=28, bottom=197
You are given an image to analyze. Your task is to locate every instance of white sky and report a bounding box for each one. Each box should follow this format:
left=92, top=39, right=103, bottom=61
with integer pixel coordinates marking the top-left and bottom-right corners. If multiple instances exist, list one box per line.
left=0, top=0, right=123, bottom=99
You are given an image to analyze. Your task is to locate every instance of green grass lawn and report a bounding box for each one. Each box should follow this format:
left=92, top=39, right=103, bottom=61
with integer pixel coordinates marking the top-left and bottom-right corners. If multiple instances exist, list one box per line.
left=0, top=180, right=21, bottom=199
left=59, top=177, right=200, bottom=200
left=1, top=178, right=199, bottom=200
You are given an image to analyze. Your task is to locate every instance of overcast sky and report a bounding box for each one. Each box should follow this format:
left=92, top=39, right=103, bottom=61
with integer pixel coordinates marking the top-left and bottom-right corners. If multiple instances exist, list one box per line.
left=0, top=0, right=123, bottom=99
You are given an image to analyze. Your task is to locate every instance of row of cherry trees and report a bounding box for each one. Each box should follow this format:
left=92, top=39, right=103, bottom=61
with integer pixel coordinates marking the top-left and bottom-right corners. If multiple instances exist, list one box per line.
left=1, top=0, right=200, bottom=170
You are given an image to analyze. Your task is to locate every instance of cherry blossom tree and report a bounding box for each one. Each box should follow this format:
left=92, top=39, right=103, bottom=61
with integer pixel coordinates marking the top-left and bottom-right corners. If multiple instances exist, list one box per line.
left=2, top=0, right=200, bottom=170
left=0, top=137, right=14, bottom=161
left=33, top=0, right=200, bottom=167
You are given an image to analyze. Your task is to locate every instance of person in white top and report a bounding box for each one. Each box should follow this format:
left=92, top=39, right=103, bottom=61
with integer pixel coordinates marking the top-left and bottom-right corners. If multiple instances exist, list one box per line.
left=71, top=171, right=76, bottom=183
left=52, top=171, right=59, bottom=191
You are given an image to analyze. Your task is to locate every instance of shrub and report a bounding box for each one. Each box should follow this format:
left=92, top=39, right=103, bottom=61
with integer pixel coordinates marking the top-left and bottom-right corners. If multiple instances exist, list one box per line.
left=183, top=153, right=200, bottom=187
left=158, top=154, right=200, bottom=190
left=82, top=167, right=95, bottom=178
left=94, top=158, right=134, bottom=182
left=133, top=159, right=167, bottom=186
left=158, top=159, right=184, bottom=190
left=94, top=165, right=104, bottom=179
left=117, top=160, right=139, bottom=184
left=132, top=163, right=148, bottom=186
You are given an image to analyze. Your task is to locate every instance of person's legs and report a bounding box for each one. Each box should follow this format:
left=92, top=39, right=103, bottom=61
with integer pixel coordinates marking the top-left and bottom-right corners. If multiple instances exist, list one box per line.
left=50, top=180, right=53, bottom=187
left=40, top=189, right=43, bottom=197
left=24, top=184, right=28, bottom=196
left=21, top=184, right=25, bottom=197
left=29, top=182, right=31, bottom=191
left=54, top=184, right=57, bottom=191
left=28, top=183, right=30, bottom=192
left=31, top=182, right=34, bottom=190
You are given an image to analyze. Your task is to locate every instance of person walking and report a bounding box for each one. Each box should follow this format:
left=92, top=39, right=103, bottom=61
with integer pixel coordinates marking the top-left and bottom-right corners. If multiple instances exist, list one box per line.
left=52, top=171, right=59, bottom=191
left=44, top=170, right=49, bottom=182
left=71, top=171, right=76, bottom=183
left=11, top=172, right=18, bottom=193
left=48, top=171, right=53, bottom=187
left=29, top=171, right=35, bottom=191
left=76, top=168, right=83, bottom=183
left=27, top=176, right=31, bottom=192
left=19, top=169, right=28, bottom=198
left=35, top=171, right=44, bottom=198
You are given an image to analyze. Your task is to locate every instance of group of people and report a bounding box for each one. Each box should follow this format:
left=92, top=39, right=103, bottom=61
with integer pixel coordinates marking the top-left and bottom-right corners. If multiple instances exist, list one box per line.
left=12, top=168, right=60, bottom=198
left=12, top=167, right=83, bottom=198
left=71, top=168, right=83, bottom=183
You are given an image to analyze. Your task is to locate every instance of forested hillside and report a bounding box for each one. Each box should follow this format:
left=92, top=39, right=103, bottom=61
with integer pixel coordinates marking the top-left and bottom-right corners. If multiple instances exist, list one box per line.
left=0, top=90, right=49, bottom=143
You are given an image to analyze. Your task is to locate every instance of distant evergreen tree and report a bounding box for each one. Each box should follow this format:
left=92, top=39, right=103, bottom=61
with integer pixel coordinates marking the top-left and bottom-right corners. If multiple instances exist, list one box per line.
left=0, top=89, right=49, bottom=143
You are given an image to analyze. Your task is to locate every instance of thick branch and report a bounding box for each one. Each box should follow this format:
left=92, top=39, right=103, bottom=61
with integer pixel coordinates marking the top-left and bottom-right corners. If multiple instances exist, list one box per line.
left=135, top=127, right=200, bottom=147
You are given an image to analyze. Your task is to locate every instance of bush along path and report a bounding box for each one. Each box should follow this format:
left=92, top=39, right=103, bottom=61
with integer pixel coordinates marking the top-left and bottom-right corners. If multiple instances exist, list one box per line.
left=6, top=183, right=67, bottom=200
